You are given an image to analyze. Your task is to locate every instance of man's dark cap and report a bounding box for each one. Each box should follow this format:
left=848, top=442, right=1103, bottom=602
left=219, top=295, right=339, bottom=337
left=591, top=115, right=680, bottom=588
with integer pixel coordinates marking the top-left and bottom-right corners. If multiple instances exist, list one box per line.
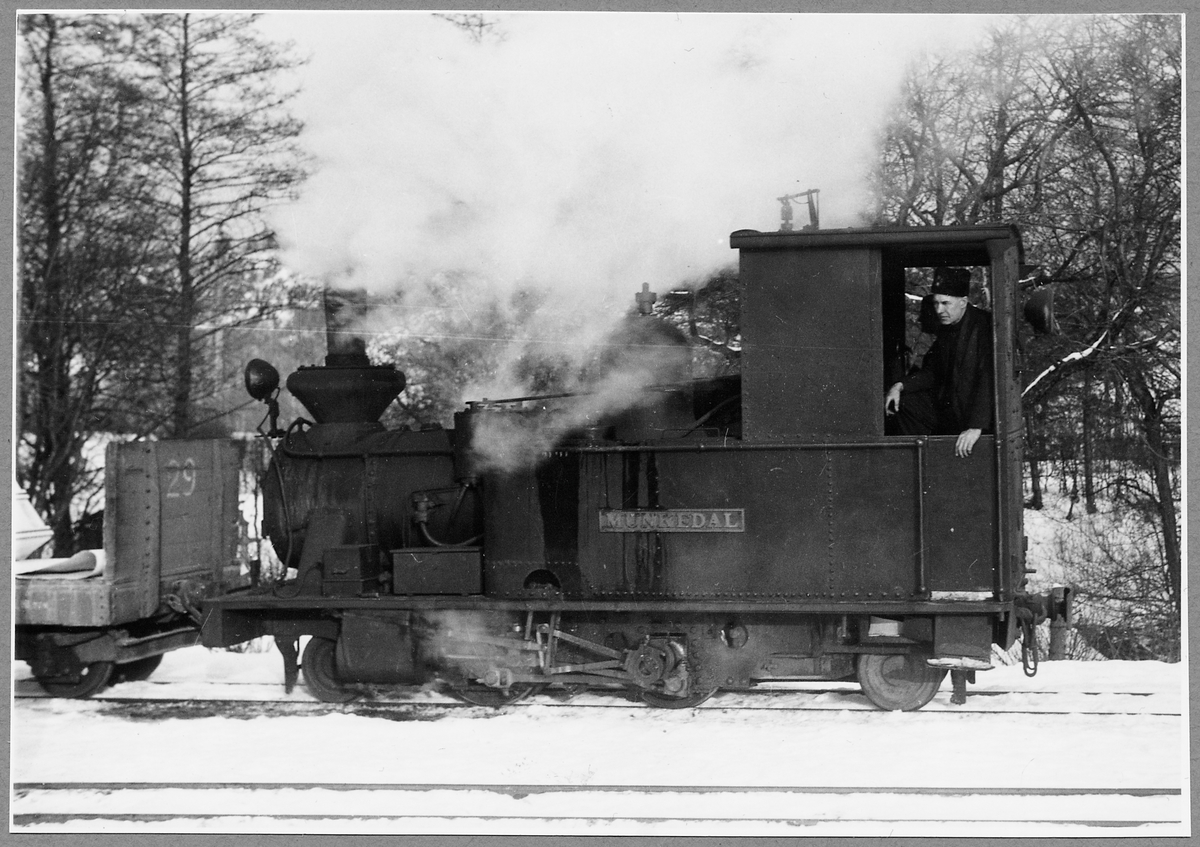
left=931, top=267, right=971, bottom=297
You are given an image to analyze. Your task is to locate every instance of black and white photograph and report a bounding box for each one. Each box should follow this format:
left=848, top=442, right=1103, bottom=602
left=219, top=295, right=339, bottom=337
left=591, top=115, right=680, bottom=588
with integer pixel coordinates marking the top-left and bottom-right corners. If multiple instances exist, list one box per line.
left=9, top=7, right=1187, bottom=837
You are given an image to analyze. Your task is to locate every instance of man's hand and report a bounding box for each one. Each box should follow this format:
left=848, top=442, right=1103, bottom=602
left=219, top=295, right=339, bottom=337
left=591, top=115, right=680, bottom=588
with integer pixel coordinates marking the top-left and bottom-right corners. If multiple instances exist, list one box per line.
left=955, top=428, right=982, bottom=457
left=884, top=382, right=903, bottom=415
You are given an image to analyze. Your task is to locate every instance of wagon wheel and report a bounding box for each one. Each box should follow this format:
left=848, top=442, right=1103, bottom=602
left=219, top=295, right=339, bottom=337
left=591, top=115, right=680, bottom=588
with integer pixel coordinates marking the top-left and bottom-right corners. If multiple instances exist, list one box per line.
left=641, top=687, right=718, bottom=709
left=448, top=682, right=544, bottom=707
left=301, top=636, right=359, bottom=703
left=36, top=660, right=115, bottom=699
left=856, top=652, right=947, bottom=711
left=116, top=654, right=164, bottom=683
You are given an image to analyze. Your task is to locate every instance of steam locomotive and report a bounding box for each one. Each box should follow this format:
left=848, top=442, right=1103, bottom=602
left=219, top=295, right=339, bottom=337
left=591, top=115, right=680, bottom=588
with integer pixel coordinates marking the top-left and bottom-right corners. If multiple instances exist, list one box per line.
left=200, top=222, right=1069, bottom=711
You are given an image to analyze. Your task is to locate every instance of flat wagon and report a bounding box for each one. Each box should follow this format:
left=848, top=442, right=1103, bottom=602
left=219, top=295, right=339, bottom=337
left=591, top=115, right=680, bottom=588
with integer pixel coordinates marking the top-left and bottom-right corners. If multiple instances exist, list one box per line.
left=16, top=439, right=244, bottom=696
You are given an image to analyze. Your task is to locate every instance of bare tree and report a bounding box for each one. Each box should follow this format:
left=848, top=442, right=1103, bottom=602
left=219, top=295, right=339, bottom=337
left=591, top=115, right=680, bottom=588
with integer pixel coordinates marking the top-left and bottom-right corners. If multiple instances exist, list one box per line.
left=871, top=14, right=1181, bottom=653
left=653, top=268, right=742, bottom=377
left=126, top=12, right=310, bottom=437
left=434, top=13, right=507, bottom=44
left=17, top=15, right=168, bottom=551
left=17, top=12, right=312, bottom=553
left=871, top=20, right=1066, bottom=226
left=1028, top=15, right=1181, bottom=617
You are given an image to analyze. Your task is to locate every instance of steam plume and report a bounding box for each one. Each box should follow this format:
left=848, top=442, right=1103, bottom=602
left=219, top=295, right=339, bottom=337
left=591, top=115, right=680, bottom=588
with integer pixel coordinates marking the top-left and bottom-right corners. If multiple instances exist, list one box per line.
left=258, top=12, right=995, bottom=424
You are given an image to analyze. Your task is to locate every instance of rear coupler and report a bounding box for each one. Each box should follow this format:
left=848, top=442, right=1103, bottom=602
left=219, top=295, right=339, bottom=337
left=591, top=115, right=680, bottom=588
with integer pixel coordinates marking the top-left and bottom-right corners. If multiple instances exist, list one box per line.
left=1013, top=586, right=1074, bottom=675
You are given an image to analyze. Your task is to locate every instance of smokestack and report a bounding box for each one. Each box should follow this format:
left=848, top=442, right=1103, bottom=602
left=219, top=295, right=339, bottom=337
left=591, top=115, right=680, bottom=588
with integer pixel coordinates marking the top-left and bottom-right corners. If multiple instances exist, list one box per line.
left=285, top=287, right=406, bottom=425
left=323, top=288, right=372, bottom=366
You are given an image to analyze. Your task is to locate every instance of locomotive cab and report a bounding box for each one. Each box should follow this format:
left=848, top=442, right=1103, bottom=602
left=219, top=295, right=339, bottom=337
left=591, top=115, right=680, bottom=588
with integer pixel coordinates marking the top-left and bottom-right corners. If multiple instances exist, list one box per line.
left=728, top=225, right=1044, bottom=697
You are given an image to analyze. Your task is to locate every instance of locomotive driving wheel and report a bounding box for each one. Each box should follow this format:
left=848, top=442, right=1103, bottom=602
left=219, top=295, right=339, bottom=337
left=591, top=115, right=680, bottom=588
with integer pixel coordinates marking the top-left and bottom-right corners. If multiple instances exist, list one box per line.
left=301, top=636, right=359, bottom=703
left=447, top=682, right=544, bottom=707
left=856, top=652, right=947, bottom=711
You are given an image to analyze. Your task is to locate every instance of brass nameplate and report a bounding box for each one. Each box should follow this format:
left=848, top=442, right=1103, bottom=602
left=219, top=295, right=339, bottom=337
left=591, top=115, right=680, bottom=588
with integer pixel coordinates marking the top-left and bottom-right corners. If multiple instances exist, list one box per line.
left=599, top=509, right=745, bottom=533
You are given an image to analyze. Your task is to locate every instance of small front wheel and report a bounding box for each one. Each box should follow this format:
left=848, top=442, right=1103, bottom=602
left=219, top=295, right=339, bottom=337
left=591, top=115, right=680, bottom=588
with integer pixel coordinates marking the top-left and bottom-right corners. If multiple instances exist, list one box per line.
left=301, top=637, right=358, bottom=703
left=36, top=660, right=115, bottom=698
left=857, top=653, right=946, bottom=711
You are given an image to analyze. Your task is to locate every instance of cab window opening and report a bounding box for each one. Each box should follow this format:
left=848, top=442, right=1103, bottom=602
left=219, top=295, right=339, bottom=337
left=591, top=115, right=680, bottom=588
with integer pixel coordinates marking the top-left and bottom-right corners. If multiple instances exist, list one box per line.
left=883, top=263, right=996, bottom=445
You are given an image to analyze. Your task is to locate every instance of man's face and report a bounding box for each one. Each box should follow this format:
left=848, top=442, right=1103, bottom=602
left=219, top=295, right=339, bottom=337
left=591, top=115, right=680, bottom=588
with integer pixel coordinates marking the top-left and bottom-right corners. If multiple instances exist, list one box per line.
left=932, top=294, right=969, bottom=326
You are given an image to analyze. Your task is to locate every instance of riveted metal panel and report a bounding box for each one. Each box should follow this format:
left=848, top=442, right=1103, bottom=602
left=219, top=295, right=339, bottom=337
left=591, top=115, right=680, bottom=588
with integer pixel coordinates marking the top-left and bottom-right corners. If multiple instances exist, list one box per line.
left=988, top=238, right=1025, bottom=600
left=921, top=436, right=999, bottom=591
left=823, top=445, right=924, bottom=599
left=154, top=440, right=240, bottom=583
left=14, top=580, right=111, bottom=627
left=15, top=540, right=175, bottom=627
left=106, top=441, right=161, bottom=617
left=574, top=446, right=924, bottom=601
left=393, top=547, right=482, bottom=595
left=740, top=247, right=882, bottom=440
left=482, top=455, right=584, bottom=596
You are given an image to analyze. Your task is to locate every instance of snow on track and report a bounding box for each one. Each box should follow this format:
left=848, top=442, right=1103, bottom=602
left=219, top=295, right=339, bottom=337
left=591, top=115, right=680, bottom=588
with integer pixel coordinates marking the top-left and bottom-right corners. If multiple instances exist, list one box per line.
left=10, top=646, right=1188, bottom=836
left=12, top=782, right=1184, bottom=836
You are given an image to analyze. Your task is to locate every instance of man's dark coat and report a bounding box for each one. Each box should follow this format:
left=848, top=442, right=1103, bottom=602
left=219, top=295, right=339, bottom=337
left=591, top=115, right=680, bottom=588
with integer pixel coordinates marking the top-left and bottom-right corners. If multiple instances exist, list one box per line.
left=902, top=303, right=994, bottom=433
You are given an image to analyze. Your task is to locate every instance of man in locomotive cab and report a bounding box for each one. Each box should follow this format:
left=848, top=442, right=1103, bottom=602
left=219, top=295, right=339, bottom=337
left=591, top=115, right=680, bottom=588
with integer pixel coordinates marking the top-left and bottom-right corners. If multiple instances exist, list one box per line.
left=884, top=267, right=994, bottom=458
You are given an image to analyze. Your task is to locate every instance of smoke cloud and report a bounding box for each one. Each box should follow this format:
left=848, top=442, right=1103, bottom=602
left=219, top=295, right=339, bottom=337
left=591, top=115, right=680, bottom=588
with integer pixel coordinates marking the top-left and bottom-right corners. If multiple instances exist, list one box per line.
left=258, top=12, right=995, bottom=429
left=467, top=356, right=672, bottom=475
left=264, top=13, right=992, bottom=294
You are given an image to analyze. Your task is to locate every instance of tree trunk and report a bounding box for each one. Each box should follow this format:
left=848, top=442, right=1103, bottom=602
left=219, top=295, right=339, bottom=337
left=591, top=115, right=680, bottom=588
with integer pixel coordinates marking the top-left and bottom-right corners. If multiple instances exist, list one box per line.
left=1025, top=413, right=1043, bottom=509
left=170, top=14, right=195, bottom=437
left=1123, top=368, right=1181, bottom=617
left=31, top=17, right=77, bottom=553
left=1082, top=373, right=1097, bottom=513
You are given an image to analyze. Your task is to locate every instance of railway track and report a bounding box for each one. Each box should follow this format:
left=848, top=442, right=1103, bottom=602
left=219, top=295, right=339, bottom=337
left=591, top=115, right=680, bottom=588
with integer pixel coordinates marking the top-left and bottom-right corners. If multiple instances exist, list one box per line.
left=13, top=673, right=1184, bottom=835
left=11, top=781, right=1184, bottom=834
left=12, top=680, right=1182, bottom=717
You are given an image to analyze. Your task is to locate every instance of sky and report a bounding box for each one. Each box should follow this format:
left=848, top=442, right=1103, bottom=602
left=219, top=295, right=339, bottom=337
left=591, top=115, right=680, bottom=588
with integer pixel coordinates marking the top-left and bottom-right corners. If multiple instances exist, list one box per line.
left=255, top=12, right=1003, bottom=306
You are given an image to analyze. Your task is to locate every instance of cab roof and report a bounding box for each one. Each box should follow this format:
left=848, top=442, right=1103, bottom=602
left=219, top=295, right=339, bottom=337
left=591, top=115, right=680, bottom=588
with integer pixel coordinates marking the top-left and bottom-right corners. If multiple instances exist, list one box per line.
left=730, top=224, right=1024, bottom=267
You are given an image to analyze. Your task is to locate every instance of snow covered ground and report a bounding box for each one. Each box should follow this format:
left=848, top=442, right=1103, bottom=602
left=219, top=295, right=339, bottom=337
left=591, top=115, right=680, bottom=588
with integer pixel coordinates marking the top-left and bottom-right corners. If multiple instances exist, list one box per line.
left=9, top=643, right=1190, bottom=836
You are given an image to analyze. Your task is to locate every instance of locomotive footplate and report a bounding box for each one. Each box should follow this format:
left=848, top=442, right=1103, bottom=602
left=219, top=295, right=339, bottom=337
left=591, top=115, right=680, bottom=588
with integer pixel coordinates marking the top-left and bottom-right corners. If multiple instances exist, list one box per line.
left=201, top=592, right=1012, bottom=617
left=199, top=596, right=1041, bottom=710
left=200, top=593, right=1016, bottom=707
